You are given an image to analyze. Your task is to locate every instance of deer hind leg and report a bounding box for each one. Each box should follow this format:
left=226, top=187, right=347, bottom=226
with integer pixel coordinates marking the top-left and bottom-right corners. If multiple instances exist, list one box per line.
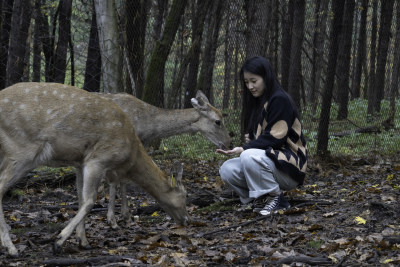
left=0, top=158, right=37, bottom=256
left=107, top=181, right=119, bottom=229
left=54, top=161, right=104, bottom=254
left=120, top=182, right=133, bottom=226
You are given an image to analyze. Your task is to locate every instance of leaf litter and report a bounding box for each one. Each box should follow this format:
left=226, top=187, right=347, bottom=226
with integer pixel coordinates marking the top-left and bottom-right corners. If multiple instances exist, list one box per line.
left=0, top=154, right=399, bottom=266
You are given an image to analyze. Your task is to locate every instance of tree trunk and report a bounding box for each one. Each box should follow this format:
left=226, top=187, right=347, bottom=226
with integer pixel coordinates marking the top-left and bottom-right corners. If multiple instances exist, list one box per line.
left=280, top=0, right=294, bottom=90
left=244, top=0, right=269, bottom=58
left=311, top=0, right=329, bottom=114
left=351, top=0, right=368, bottom=99
left=94, top=0, right=123, bottom=93
left=317, top=0, right=345, bottom=155
left=0, top=0, right=14, bottom=89
left=336, top=0, right=355, bottom=120
left=197, top=0, right=224, bottom=104
left=387, top=2, right=400, bottom=128
left=143, top=0, right=187, bottom=107
left=367, top=0, right=378, bottom=117
left=126, top=0, right=149, bottom=98
left=6, top=0, right=31, bottom=86
left=183, top=0, right=211, bottom=108
left=222, top=0, right=239, bottom=109
left=373, top=0, right=394, bottom=113
left=83, top=4, right=101, bottom=92
left=287, top=0, right=305, bottom=110
left=32, top=0, right=42, bottom=82
left=53, top=0, right=72, bottom=84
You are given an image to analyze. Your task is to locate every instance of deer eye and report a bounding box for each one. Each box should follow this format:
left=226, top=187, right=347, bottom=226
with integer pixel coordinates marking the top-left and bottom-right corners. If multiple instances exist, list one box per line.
left=215, top=120, right=221, bottom=126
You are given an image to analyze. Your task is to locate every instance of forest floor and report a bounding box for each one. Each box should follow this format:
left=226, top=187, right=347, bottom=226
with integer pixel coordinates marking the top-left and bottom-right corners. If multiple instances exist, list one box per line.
left=0, top=152, right=399, bottom=266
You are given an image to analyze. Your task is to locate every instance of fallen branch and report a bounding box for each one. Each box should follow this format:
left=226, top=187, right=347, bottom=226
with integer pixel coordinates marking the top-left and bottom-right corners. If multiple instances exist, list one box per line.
left=330, top=125, right=380, bottom=138
left=194, top=214, right=273, bottom=238
left=43, top=255, right=143, bottom=266
left=263, top=256, right=333, bottom=266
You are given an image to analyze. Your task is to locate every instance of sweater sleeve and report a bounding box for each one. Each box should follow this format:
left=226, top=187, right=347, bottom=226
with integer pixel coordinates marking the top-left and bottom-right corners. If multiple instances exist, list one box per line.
left=243, top=94, right=293, bottom=150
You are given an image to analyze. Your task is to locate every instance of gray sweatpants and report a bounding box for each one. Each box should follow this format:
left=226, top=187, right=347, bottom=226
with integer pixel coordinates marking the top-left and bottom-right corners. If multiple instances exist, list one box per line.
left=219, top=148, right=298, bottom=204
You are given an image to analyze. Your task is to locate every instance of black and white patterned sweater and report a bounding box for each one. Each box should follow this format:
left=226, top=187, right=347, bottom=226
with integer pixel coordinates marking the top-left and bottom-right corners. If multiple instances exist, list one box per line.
left=242, top=90, right=308, bottom=185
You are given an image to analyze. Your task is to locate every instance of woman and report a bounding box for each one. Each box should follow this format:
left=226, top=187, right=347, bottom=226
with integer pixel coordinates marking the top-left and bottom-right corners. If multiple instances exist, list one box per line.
left=217, top=56, right=307, bottom=216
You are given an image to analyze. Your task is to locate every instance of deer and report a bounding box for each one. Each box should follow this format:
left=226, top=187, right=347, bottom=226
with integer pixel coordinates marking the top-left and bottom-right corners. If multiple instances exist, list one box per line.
left=98, top=91, right=230, bottom=228
left=0, top=82, right=189, bottom=256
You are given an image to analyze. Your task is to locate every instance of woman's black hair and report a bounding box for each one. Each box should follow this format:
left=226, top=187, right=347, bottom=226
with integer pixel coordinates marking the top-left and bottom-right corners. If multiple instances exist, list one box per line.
left=240, top=56, right=299, bottom=135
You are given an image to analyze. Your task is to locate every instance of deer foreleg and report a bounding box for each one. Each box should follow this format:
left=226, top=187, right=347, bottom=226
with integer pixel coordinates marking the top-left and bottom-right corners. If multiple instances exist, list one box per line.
left=54, top=162, right=103, bottom=254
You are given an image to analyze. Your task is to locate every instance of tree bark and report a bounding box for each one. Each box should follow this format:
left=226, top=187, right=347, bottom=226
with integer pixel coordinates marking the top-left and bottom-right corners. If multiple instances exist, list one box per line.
left=336, top=0, right=355, bottom=120
left=94, top=0, right=123, bottom=93
left=53, top=0, right=72, bottom=84
left=222, top=0, right=239, bottom=109
left=6, top=0, right=31, bottom=86
left=316, top=0, right=345, bottom=155
left=244, top=0, right=269, bottom=58
left=351, top=0, right=368, bottom=99
left=367, top=0, right=378, bottom=117
left=32, top=0, right=42, bottom=82
left=83, top=4, right=101, bottom=92
left=197, top=0, right=224, bottom=104
left=311, top=0, right=329, bottom=114
left=287, top=0, right=305, bottom=110
left=0, top=0, right=14, bottom=89
left=126, top=0, right=149, bottom=98
left=373, top=0, right=394, bottom=113
left=182, top=0, right=211, bottom=108
left=280, top=0, right=294, bottom=90
left=143, top=0, right=187, bottom=107
left=387, top=2, right=400, bottom=128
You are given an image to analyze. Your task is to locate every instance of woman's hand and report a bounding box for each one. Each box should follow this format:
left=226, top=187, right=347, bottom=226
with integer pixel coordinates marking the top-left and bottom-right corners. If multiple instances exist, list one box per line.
left=244, top=134, right=250, bottom=144
left=216, top=147, right=244, bottom=156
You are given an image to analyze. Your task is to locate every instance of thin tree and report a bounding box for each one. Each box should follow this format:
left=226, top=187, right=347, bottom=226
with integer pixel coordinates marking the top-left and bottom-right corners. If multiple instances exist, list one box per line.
left=183, top=0, right=212, bottom=108
left=311, top=0, right=329, bottom=115
left=0, top=0, right=14, bottom=89
left=317, top=0, right=345, bottom=155
left=197, top=0, right=225, bottom=104
left=385, top=2, right=400, bottom=129
left=367, top=0, right=378, bottom=117
left=143, top=0, right=187, bottom=107
left=53, top=0, right=72, bottom=84
left=94, top=0, right=123, bottom=93
left=373, top=0, right=395, bottom=113
left=280, top=0, right=294, bottom=91
left=351, top=0, right=368, bottom=99
left=83, top=3, right=101, bottom=92
left=287, top=0, right=305, bottom=110
left=126, top=0, right=150, bottom=98
left=6, top=0, right=31, bottom=86
left=336, top=0, right=355, bottom=120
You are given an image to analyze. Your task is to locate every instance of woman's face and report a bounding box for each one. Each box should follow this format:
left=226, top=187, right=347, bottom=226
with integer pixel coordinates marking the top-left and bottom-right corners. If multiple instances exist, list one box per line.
left=243, top=72, right=265, bottom=98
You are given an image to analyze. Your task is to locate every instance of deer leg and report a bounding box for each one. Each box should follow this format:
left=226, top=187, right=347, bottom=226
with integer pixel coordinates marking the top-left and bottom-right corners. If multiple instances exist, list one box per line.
left=0, top=158, right=35, bottom=256
left=120, top=182, right=133, bottom=226
left=74, top=166, right=91, bottom=248
left=107, top=182, right=119, bottom=229
left=54, top=162, right=103, bottom=254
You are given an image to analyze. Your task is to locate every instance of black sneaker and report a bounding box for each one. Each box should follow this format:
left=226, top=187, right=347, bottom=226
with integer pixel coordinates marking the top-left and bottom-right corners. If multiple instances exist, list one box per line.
left=252, top=194, right=270, bottom=212
left=259, top=193, right=290, bottom=216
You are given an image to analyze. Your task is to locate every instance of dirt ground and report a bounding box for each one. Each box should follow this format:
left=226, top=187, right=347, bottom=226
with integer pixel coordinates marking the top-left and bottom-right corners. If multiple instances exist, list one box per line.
left=0, top=153, right=399, bottom=266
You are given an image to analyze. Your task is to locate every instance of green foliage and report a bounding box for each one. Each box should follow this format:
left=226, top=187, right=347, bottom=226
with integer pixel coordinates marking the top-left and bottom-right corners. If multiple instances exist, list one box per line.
left=161, top=98, right=399, bottom=160
left=307, top=239, right=324, bottom=249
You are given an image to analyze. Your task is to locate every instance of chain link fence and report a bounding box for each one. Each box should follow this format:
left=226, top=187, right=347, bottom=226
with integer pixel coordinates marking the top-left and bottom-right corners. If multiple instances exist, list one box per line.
left=0, top=0, right=399, bottom=160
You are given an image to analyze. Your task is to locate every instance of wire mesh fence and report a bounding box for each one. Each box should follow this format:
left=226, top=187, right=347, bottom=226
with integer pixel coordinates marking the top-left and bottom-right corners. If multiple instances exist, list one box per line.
left=0, top=0, right=399, bottom=160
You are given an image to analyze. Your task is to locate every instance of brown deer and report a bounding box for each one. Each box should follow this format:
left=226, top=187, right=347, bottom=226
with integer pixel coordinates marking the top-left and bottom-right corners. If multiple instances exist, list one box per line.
left=0, top=82, right=189, bottom=256
left=99, top=91, right=230, bottom=228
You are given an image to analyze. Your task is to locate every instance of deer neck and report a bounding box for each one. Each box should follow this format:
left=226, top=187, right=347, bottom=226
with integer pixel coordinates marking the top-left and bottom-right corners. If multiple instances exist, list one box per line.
left=149, top=108, right=201, bottom=139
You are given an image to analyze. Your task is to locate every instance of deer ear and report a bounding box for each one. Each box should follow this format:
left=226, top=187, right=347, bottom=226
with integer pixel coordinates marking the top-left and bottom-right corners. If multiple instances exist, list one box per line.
left=170, top=162, right=183, bottom=186
left=191, top=91, right=210, bottom=111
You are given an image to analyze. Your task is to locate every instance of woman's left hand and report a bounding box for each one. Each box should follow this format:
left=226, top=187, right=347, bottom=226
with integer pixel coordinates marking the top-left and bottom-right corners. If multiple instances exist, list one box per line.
left=216, top=147, right=244, bottom=156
